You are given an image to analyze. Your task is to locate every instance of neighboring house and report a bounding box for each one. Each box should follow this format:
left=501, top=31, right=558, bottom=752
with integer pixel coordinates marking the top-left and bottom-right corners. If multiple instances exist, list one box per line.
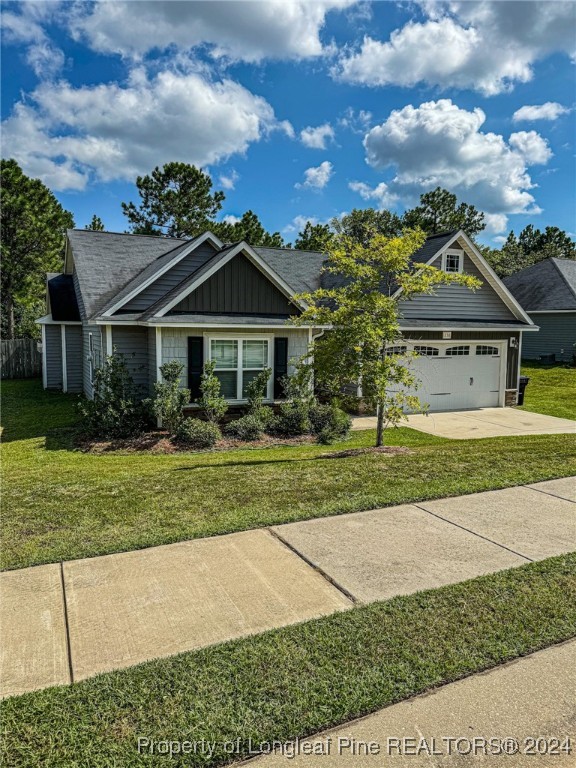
left=38, top=228, right=536, bottom=411
left=504, top=258, right=576, bottom=363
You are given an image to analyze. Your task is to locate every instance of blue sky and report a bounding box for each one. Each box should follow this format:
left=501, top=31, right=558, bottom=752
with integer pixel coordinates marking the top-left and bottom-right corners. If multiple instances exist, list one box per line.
left=2, top=1, right=575, bottom=246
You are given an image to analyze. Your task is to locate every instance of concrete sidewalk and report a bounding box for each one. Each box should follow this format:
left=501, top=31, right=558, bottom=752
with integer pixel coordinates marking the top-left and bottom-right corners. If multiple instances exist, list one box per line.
left=1, top=477, right=574, bottom=698
left=251, top=639, right=576, bottom=767
left=351, top=408, right=576, bottom=439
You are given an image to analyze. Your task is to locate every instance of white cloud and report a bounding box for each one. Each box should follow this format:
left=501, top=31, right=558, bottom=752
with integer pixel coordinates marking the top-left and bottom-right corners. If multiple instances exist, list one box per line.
left=71, top=0, right=355, bottom=62
left=363, top=100, right=551, bottom=224
left=338, top=107, right=372, bottom=133
left=335, top=2, right=576, bottom=95
left=296, top=161, right=333, bottom=190
left=219, top=170, right=239, bottom=190
left=283, top=214, right=320, bottom=233
left=2, top=2, right=65, bottom=78
left=513, top=102, right=571, bottom=122
left=300, top=123, right=335, bottom=149
left=1, top=69, right=291, bottom=191
left=483, top=213, right=509, bottom=235
left=348, top=181, right=398, bottom=208
left=222, top=214, right=241, bottom=225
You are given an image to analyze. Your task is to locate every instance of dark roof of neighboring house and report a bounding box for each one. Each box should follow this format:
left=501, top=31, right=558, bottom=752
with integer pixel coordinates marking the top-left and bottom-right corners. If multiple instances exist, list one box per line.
left=62, top=228, right=465, bottom=322
left=503, top=258, right=576, bottom=312
left=47, top=273, right=80, bottom=321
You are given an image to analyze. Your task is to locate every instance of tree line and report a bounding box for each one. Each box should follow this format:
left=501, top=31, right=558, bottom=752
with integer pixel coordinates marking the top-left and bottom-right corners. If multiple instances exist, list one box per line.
left=2, top=157, right=574, bottom=339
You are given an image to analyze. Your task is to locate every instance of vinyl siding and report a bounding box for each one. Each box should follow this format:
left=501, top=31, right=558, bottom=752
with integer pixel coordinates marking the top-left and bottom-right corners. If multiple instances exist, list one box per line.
left=65, top=325, right=83, bottom=392
left=82, top=324, right=102, bottom=399
left=399, top=253, right=516, bottom=322
left=160, top=327, right=309, bottom=400
left=171, top=254, right=296, bottom=316
left=44, top=324, right=63, bottom=389
left=523, top=313, right=576, bottom=362
left=110, top=326, right=149, bottom=395
left=402, top=330, right=521, bottom=389
left=121, top=243, right=218, bottom=313
left=148, top=327, right=158, bottom=392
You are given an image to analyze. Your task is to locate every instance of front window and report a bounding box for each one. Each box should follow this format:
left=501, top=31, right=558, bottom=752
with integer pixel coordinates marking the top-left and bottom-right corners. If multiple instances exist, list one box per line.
left=210, top=337, right=271, bottom=400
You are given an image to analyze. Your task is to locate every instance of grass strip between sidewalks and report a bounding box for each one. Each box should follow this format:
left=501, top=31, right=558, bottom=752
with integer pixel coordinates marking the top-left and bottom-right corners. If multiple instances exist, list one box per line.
left=3, top=553, right=576, bottom=767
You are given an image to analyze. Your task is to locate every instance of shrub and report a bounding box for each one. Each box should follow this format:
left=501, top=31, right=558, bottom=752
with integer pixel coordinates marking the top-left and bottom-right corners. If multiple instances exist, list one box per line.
left=225, top=414, right=263, bottom=441
left=77, top=352, right=149, bottom=439
left=271, top=401, right=311, bottom=436
left=309, top=402, right=352, bottom=442
left=197, top=360, right=228, bottom=424
left=150, top=360, right=189, bottom=434
left=245, top=367, right=272, bottom=415
left=175, top=418, right=221, bottom=449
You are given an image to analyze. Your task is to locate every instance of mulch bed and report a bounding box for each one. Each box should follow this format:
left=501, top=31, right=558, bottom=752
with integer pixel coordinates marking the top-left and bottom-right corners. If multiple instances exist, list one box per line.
left=319, top=446, right=412, bottom=459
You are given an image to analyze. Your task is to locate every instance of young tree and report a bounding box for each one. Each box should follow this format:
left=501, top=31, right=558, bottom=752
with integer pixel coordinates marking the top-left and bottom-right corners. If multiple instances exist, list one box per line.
left=212, top=210, right=284, bottom=247
left=121, top=162, right=225, bottom=238
left=85, top=215, right=105, bottom=231
left=150, top=360, right=190, bottom=433
left=403, top=187, right=485, bottom=238
left=1, top=159, right=74, bottom=339
left=294, top=221, right=333, bottom=251
left=197, top=360, right=228, bottom=424
left=294, top=230, right=480, bottom=447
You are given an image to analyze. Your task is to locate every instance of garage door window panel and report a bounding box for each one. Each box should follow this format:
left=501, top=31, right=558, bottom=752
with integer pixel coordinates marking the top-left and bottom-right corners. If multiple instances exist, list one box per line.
left=446, top=346, right=470, bottom=356
left=414, top=346, right=439, bottom=356
left=476, top=345, right=499, bottom=356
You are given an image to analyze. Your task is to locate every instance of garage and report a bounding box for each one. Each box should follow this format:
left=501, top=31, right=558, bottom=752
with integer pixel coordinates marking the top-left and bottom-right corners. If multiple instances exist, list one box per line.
left=393, top=341, right=504, bottom=412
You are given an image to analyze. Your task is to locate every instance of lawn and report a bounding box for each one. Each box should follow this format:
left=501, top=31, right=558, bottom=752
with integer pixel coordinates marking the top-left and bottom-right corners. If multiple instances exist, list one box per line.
left=519, top=360, right=576, bottom=420
left=1, top=378, right=575, bottom=570
left=3, top=554, right=576, bottom=767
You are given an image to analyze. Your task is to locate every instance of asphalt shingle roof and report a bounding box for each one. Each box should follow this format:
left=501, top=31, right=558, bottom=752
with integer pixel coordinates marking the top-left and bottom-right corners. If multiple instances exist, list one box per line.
left=503, top=258, right=576, bottom=312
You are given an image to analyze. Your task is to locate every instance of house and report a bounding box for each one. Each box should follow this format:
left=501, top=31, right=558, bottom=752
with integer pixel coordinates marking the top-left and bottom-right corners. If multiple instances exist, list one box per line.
left=503, top=258, right=576, bottom=363
left=38, top=228, right=537, bottom=411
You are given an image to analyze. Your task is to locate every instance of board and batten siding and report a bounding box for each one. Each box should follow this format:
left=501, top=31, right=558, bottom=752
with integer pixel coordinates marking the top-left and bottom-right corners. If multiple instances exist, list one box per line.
left=160, top=327, right=309, bottom=398
left=523, top=313, right=576, bottom=362
left=399, top=254, right=516, bottom=322
left=110, top=326, right=149, bottom=395
left=44, top=324, right=63, bottom=389
left=65, top=325, right=83, bottom=392
left=121, top=243, right=218, bottom=313
left=171, top=254, right=297, bottom=316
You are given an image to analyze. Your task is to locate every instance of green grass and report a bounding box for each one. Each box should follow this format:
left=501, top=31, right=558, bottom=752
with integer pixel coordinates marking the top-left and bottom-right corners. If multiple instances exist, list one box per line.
left=519, top=360, right=576, bottom=420
left=3, top=554, right=576, bottom=767
left=2, top=379, right=575, bottom=570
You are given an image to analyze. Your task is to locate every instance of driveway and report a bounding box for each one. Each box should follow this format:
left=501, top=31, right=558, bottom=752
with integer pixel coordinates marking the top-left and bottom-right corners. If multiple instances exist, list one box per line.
left=352, top=407, right=576, bottom=439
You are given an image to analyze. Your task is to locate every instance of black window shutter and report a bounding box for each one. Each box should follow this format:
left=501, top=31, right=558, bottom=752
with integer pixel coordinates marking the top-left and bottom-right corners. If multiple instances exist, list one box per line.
left=273, top=337, right=288, bottom=399
left=188, top=337, right=204, bottom=400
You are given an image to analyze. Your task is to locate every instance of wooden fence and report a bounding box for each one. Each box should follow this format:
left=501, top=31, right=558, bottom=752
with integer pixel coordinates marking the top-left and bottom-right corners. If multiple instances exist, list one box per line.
left=1, top=338, right=42, bottom=379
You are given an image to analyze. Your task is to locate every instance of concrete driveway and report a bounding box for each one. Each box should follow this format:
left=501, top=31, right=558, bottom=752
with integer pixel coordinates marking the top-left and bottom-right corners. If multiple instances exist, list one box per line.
left=352, top=407, right=576, bottom=439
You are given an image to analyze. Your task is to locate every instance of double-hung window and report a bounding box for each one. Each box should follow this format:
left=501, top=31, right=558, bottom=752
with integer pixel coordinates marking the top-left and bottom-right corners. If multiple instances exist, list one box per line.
left=210, top=337, right=272, bottom=400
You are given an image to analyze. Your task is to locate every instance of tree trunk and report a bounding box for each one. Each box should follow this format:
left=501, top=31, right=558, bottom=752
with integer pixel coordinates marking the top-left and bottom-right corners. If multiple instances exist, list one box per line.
left=376, top=401, right=385, bottom=447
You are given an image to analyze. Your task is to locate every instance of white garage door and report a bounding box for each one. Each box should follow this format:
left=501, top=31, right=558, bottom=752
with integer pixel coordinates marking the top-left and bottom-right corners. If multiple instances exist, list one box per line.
left=401, top=342, right=503, bottom=412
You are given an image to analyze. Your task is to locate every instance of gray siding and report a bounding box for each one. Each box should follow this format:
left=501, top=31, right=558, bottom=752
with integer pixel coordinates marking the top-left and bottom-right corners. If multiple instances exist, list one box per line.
left=65, top=325, right=83, bottom=392
left=44, top=324, right=63, bottom=389
left=148, top=327, right=157, bottom=393
left=111, top=326, right=149, bottom=395
left=400, top=254, right=516, bottom=322
left=402, top=330, right=521, bottom=389
left=171, top=254, right=296, bottom=316
left=523, top=313, right=576, bottom=362
left=82, top=324, right=102, bottom=399
left=121, top=243, right=217, bottom=313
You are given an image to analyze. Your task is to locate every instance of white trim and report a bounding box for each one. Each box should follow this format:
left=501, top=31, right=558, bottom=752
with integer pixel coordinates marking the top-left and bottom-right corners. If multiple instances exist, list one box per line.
left=527, top=309, right=576, bottom=314
left=41, top=325, right=47, bottom=389
left=35, top=314, right=81, bottom=325
left=155, top=327, right=162, bottom=384
left=88, top=332, right=94, bottom=385
left=156, top=241, right=305, bottom=317
left=517, top=331, right=523, bottom=389
left=101, top=231, right=224, bottom=316
left=441, top=248, right=464, bottom=274
left=95, top=319, right=324, bottom=330
left=399, top=325, right=538, bottom=332
left=105, top=324, right=113, bottom=357
left=393, top=230, right=535, bottom=326
left=205, top=332, right=274, bottom=402
left=61, top=325, right=68, bottom=393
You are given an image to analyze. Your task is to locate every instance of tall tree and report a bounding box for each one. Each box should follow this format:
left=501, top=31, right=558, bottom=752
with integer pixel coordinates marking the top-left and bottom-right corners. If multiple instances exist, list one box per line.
left=294, top=221, right=333, bottom=251
left=483, top=225, right=575, bottom=278
left=331, top=208, right=403, bottom=247
left=212, top=210, right=285, bottom=247
left=85, top=215, right=105, bottom=231
left=294, top=230, right=479, bottom=447
left=121, top=162, right=225, bottom=238
left=403, top=187, right=485, bottom=238
left=1, top=159, right=74, bottom=339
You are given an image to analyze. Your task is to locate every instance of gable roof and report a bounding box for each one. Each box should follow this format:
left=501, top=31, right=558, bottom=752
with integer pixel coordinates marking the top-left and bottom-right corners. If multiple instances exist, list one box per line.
left=503, top=258, right=576, bottom=311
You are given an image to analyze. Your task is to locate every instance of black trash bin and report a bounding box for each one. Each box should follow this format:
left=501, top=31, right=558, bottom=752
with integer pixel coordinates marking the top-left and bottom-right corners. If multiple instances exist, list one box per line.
left=517, top=376, right=530, bottom=406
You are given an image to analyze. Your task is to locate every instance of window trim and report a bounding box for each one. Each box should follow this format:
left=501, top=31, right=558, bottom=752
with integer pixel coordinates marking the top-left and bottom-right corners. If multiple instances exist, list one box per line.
left=441, top=248, right=464, bottom=274
left=205, top=333, right=274, bottom=402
